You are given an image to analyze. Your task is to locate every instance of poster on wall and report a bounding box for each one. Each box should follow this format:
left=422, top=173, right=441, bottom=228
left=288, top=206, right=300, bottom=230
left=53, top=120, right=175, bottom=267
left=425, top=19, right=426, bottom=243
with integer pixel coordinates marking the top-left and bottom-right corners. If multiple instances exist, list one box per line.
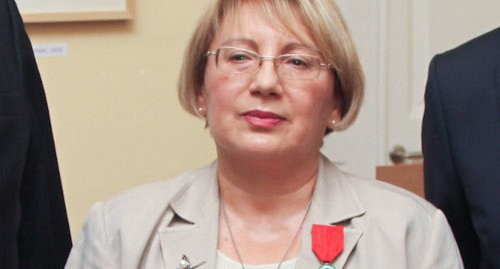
left=15, top=0, right=134, bottom=23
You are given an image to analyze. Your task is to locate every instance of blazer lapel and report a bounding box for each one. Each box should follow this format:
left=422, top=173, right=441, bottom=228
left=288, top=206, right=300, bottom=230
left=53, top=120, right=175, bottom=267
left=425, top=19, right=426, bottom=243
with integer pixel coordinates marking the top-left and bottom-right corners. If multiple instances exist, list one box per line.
left=296, top=156, right=366, bottom=269
left=158, top=163, right=220, bottom=269
left=157, top=157, right=365, bottom=269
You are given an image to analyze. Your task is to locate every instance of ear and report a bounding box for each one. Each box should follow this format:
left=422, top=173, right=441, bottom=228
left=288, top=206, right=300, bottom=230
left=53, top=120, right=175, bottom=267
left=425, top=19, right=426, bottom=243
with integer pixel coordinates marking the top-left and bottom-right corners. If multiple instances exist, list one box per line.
left=195, top=87, right=207, bottom=117
left=327, top=107, right=341, bottom=129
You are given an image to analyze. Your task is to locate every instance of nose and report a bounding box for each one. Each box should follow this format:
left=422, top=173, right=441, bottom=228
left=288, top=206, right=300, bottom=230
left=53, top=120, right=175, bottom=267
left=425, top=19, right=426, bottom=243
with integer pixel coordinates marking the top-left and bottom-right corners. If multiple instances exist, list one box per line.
left=248, top=58, right=281, bottom=97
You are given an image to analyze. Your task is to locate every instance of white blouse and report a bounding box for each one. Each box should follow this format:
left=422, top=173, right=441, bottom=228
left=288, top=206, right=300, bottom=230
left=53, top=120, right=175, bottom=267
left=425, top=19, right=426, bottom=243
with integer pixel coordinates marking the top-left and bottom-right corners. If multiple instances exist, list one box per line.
left=216, top=251, right=297, bottom=269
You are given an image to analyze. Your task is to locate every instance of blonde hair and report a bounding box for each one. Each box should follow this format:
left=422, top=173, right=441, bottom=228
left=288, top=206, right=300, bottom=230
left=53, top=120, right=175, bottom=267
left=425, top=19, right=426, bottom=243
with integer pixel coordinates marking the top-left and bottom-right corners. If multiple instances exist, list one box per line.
left=177, top=0, right=364, bottom=131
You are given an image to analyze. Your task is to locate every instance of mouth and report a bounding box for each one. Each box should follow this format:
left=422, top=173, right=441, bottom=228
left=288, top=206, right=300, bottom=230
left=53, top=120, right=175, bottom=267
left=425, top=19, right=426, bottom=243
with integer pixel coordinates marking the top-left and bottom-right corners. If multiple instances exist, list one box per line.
left=242, top=110, right=286, bottom=128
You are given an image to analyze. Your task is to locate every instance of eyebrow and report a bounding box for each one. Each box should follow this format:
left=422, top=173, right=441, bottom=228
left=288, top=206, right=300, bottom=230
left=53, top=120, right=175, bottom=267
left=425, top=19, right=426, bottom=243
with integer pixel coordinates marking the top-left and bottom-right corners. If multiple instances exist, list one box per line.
left=219, top=38, right=320, bottom=54
left=220, top=38, right=257, bottom=49
left=282, top=42, right=321, bottom=54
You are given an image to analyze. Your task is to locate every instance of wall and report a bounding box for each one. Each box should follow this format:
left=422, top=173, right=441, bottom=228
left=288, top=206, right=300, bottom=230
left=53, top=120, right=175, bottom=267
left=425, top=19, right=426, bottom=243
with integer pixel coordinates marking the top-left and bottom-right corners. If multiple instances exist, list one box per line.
left=26, top=0, right=215, bottom=239
left=27, top=0, right=498, bottom=240
left=25, top=0, right=385, bottom=239
left=382, top=0, right=500, bottom=163
left=322, top=0, right=381, bottom=180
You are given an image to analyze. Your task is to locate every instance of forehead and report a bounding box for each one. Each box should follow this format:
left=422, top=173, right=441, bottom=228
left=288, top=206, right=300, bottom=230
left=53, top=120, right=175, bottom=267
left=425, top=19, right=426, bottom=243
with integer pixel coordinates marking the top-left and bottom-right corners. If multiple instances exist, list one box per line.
left=212, top=2, right=317, bottom=50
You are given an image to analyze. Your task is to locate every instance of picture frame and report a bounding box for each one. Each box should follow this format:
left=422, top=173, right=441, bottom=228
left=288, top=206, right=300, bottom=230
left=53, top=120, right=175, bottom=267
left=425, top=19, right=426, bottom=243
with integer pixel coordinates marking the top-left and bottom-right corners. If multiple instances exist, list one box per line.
left=16, top=0, right=134, bottom=23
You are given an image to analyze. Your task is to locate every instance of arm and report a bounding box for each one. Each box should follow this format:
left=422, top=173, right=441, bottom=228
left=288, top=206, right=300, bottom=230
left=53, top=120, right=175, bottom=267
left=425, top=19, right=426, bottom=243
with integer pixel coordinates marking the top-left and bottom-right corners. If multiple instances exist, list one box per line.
left=420, top=209, right=464, bottom=269
left=65, top=203, right=116, bottom=269
left=422, top=56, right=480, bottom=268
left=0, top=0, right=71, bottom=267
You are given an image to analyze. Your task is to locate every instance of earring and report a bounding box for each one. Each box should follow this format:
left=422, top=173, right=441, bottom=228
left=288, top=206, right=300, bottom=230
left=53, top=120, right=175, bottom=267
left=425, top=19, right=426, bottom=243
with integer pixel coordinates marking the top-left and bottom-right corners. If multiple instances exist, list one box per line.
left=196, top=107, right=206, bottom=117
left=197, top=108, right=208, bottom=127
left=329, top=120, right=336, bottom=131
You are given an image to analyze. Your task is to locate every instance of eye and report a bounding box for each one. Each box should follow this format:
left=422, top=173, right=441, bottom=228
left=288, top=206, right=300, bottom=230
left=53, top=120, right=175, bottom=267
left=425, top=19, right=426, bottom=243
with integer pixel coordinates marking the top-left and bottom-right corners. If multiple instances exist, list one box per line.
left=290, top=58, right=308, bottom=66
left=224, top=49, right=255, bottom=63
left=218, top=48, right=257, bottom=72
left=284, top=55, right=313, bottom=69
left=229, top=53, right=249, bottom=61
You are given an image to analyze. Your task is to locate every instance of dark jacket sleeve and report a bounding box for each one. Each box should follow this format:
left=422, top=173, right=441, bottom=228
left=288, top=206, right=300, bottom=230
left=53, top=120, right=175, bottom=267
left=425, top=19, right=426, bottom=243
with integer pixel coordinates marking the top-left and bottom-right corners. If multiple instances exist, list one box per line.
left=422, top=55, right=481, bottom=269
left=422, top=27, right=500, bottom=269
left=0, top=0, right=72, bottom=268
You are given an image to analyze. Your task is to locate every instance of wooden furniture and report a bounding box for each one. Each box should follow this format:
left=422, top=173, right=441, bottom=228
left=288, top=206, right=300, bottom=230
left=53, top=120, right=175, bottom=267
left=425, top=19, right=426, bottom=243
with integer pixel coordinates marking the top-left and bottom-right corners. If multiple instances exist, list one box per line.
left=376, top=163, right=424, bottom=198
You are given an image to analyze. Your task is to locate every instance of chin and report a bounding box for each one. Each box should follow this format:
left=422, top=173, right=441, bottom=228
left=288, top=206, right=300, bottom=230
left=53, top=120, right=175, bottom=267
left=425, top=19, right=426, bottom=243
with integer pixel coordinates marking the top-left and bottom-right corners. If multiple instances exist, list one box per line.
left=230, top=141, right=311, bottom=159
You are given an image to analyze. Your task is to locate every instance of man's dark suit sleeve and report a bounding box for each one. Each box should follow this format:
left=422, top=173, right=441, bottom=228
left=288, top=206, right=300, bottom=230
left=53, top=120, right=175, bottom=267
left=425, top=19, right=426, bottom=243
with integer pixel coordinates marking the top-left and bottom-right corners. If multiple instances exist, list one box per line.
left=0, top=0, right=72, bottom=268
left=422, top=56, right=481, bottom=269
left=422, top=28, right=500, bottom=269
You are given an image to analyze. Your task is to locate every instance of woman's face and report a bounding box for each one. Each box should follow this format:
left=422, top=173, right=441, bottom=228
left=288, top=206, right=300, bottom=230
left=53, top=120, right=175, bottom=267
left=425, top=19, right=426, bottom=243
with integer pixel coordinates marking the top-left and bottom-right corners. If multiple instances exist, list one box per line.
left=200, top=3, right=340, bottom=160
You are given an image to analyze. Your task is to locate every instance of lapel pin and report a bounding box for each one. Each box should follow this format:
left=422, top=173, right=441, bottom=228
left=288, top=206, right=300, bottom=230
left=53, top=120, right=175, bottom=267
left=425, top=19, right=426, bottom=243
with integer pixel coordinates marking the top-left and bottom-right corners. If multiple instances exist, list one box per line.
left=176, top=255, right=206, bottom=269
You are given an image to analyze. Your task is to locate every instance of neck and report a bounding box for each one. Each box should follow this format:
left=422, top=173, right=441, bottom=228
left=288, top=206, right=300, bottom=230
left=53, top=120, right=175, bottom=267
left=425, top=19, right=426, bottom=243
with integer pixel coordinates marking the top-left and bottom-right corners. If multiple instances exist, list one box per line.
left=216, top=152, right=320, bottom=265
left=216, top=152, right=320, bottom=217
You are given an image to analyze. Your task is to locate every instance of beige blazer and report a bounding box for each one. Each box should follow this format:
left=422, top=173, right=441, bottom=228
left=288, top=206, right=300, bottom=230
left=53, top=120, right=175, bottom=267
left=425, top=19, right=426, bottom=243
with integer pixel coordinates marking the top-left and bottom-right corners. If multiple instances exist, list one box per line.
left=65, top=156, right=463, bottom=268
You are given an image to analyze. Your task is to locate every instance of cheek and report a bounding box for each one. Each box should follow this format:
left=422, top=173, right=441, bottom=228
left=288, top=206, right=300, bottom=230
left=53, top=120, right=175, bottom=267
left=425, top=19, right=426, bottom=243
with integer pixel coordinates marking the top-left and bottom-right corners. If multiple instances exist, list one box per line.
left=203, top=73, right=247, bottom=116
left=203, top=71, right=230, bottom=107
left=292, top=82, right=335, bottom=121
left=313, top=78, right=336, bottom=120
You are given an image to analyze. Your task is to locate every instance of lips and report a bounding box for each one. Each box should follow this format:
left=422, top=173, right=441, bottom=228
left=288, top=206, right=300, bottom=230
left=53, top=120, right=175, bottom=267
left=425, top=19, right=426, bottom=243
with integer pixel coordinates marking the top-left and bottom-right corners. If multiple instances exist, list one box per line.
left=242, top=110, right=286, bottom=127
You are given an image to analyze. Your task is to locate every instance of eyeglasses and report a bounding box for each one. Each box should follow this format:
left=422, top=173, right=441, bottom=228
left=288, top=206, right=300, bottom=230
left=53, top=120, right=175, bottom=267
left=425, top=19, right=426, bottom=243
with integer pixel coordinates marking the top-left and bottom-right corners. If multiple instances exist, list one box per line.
left=206, top=46, right=332, bottom=80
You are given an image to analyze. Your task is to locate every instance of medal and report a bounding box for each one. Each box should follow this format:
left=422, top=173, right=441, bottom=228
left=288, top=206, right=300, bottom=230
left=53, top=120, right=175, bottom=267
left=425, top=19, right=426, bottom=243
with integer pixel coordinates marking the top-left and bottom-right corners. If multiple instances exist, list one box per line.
left=312, top=224, right=344, bottom=269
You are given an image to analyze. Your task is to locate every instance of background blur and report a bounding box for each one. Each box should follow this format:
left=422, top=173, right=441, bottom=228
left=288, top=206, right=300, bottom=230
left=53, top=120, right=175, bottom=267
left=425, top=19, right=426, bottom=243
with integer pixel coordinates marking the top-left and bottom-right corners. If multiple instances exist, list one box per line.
left=22, top=0, right=499, bottom=239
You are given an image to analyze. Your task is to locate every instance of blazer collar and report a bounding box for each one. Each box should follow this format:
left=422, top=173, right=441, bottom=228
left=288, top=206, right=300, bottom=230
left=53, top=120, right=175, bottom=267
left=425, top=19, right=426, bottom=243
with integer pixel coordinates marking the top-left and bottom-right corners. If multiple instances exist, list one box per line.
left=159, top=162, right=220, bottom=268
left=296, top=155, right=365, bottom=268
left=158, top=156, right=366, bottom=269
left=169, top=162, right=219, bottom=224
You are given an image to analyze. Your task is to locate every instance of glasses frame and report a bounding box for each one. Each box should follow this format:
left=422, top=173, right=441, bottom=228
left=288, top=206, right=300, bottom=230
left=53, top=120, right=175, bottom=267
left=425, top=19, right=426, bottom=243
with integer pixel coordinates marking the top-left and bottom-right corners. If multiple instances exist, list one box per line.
left=206, top=46, right=332, bottom=80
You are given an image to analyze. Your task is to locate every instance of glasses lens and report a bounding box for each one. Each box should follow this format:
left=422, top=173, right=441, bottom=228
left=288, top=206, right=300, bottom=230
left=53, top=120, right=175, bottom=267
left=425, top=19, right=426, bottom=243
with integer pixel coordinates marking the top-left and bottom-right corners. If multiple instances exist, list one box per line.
left=210, top=47, right=327, bottom=80
left=216, top=47, right=258, bottom=74
left=277, top=54, right=320, bottom=80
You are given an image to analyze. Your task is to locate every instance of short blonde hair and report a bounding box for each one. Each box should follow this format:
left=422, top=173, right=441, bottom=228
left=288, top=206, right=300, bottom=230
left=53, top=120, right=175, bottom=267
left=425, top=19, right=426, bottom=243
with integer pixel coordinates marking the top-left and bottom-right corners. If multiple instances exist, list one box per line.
left=177, top=0, right=364, bottom=131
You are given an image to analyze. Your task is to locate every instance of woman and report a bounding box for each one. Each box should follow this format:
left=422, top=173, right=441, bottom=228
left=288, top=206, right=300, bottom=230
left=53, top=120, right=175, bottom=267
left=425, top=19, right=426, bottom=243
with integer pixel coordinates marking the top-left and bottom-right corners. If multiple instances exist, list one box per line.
left=66, top=0, right=463, bottom=268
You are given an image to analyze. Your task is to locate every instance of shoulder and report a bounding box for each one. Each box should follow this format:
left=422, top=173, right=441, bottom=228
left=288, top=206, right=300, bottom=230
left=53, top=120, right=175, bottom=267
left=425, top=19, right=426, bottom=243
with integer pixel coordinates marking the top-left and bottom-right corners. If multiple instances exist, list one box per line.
left=75, top=162, right=216, bottom=240
left=346, top=172, right=437, bottom=220
left=433, top=27, right=500, bottom=71
left=426, top=27, right=499, bottom=104
left=444, top=27, right=499, bottom=59
left=318, top=159, right=462, bottom=268
left=331, top=167, right=444, bottom=237
left=67, top=163, right=216, bottom=267
left=321, top=158, right=439, bottom=224
left=341, top=173, right=462, bottom=267
left=341, top=172, right=455, bottom=248
left=100, top=163, right=215, bottom=219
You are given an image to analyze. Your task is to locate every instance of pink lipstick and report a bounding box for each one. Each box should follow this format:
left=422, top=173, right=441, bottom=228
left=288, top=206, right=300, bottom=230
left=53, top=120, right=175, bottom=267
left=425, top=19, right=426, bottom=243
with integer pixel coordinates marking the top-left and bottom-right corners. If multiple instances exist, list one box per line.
left=242, top=110, right=285, bottom=128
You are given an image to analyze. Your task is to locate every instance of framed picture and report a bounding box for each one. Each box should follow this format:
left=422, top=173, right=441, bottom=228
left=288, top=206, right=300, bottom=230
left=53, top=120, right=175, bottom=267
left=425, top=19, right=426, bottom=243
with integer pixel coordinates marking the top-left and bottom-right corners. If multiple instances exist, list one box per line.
left=16, top=0, right=134, bottom=23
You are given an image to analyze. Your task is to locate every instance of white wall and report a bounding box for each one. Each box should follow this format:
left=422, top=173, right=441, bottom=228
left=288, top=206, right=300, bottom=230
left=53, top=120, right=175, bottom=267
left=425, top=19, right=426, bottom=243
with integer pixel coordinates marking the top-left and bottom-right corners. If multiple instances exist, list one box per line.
left=322, top=0, right=382, bottom=179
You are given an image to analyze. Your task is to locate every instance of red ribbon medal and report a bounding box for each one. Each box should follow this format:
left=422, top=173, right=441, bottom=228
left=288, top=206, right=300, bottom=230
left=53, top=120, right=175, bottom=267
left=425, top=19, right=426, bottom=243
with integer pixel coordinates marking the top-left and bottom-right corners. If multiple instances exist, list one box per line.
left=312, top=224, right=344, bottom=269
